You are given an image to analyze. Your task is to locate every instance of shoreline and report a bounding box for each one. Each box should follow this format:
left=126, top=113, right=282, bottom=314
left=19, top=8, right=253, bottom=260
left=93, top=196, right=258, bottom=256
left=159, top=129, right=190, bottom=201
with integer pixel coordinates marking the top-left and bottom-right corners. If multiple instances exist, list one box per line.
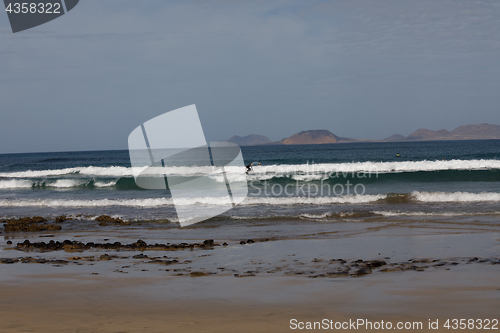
left=0, top=264, right=498, bottom=332
left=1, top=216, right=499, bottom=332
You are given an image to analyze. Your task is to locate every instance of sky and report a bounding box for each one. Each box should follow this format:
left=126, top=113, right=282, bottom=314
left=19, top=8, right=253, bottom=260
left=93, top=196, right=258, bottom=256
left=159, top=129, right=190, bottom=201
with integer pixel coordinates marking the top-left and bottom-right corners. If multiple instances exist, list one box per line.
left=1, top=0, right=500, bottom=153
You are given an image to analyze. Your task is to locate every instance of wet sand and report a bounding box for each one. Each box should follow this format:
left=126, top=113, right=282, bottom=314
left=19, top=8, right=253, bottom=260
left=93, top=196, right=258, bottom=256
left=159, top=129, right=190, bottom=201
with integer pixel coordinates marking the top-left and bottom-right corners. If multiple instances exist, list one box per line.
left=0, top=264, right=498, bottom=332
left=0, top=219, right=499, bottom=332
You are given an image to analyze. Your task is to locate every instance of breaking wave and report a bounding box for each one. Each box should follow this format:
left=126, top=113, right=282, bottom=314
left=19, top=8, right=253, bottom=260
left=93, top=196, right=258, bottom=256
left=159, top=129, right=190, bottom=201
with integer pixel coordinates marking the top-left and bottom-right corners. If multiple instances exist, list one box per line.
left=0, top=191, right=498, bottom=208
left=411, top=191, right=500, bottom=203
left=1, top=159, right=499, bottom=179
left=0, top=178, right=119, bottom=189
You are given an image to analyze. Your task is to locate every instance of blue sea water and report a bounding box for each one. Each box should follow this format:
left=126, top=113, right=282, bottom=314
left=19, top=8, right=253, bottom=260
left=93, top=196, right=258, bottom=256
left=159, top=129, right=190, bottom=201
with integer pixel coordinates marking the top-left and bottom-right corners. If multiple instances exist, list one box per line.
left=0, top=140, right=499, bottom=225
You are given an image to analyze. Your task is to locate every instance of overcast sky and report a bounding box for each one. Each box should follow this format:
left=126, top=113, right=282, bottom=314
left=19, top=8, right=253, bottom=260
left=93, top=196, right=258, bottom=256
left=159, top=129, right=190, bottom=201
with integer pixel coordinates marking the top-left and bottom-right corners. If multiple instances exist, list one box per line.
left=1, top=0, right=500, bottom=153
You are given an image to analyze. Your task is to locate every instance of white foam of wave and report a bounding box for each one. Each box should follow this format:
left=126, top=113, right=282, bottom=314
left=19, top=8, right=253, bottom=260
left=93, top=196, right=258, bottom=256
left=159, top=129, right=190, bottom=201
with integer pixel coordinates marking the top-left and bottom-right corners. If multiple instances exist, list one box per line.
left=94, top=180, right=118, bottom=187
left=243, top=195, right=386, bottom=205
left=0, top=198, right=173, bottom=208
left=0, top=166, right=133, bottom=178
left=228, top=215, right=276, bottom=220
left=1, top=159, right=499, bottom=179
left=412, top=191, right=500, bottom=203
left=0, top=178, right=118, bottom=189
left=47, top=179, right=86, bottom=188
left=0, top=179, right=32, bottom=189
left=0, top=194, right=385, bottom=208
left=291, top=174, right=326, bottom=181
left=374, top=210, right=500, bottom=217
left=252, top=159, right=500, bottom=175
left=1, top=191, right=498, bottom=208
left=300, top=213, right=329, bottom=219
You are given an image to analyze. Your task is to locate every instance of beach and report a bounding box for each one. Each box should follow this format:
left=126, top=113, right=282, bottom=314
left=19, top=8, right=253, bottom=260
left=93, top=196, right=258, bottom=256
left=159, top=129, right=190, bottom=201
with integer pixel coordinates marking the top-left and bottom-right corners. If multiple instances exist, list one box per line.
left=0, top=213, right=499, bottom=332
left=3, top=0, right=500, bottom=330
left=1, top=141, right=499, bottom=331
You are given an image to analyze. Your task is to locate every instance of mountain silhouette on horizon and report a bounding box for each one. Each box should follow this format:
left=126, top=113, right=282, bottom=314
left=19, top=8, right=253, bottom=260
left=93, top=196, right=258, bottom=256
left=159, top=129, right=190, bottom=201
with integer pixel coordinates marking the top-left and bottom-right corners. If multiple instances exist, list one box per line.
left=227, top=123, right=500, bottom=146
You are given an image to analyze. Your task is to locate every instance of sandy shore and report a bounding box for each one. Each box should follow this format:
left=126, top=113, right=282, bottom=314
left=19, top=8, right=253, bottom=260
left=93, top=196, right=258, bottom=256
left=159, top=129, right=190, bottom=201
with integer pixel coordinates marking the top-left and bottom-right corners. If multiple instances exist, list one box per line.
left=0, top=220, right=499, bottom=332
left=0, top=265, right=498, bottom=332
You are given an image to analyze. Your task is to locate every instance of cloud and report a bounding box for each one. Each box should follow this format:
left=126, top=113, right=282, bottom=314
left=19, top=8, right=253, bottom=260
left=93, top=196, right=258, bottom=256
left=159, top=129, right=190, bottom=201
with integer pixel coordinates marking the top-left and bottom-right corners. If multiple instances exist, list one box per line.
left=1, top=0, right=500, bottom=152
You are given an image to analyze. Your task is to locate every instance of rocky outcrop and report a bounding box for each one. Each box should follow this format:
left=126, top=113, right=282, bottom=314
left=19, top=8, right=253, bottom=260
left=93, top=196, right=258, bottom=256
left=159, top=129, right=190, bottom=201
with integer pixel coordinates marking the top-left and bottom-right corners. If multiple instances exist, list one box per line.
left=95, top=215, right=130, bottom=226
left=3, top=217, right=61, bottom=232
left=15, top=239, right=219, bottom=252
left=278, top=130, right=341, bottom=145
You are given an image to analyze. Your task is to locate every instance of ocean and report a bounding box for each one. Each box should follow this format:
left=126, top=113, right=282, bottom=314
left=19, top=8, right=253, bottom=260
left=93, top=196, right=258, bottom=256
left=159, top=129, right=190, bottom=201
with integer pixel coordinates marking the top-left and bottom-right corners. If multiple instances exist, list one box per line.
left=1, top=140, right=500, bottom=236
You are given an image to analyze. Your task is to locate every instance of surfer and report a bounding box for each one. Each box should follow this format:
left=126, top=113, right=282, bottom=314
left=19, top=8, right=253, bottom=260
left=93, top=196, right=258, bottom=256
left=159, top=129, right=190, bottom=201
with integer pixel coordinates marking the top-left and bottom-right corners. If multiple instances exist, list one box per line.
left=245, top=163, right=253, bottom=174
left=396, top=153, right=401, bottom=158
left=246, top=163, right=253, bottom=175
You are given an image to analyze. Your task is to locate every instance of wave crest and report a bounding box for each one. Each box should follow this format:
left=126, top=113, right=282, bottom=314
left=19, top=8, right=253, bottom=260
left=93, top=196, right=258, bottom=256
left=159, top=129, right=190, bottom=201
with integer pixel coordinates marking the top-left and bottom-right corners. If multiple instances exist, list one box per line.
left=1, top=159, right=499, bottom=179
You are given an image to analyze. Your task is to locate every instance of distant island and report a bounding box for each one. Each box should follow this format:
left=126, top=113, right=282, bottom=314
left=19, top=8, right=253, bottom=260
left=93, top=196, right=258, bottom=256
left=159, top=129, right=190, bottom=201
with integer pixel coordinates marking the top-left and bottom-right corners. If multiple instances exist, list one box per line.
left=225, top=130, right=358, bottom=146
left=227, top=123, right=500, bottom=146
left=384, top=123, right=500, bottom=142
left=277, top=130, right=340, bottom=145
left=227, top=134, right=272, bottom=146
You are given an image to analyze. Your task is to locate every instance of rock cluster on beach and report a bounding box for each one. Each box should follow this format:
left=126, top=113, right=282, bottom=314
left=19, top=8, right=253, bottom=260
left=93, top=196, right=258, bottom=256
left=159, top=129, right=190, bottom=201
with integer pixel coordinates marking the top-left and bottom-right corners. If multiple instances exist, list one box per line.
left=1, top=235, right=499, bottom=279
left=95, top=215, right=130, bottom=226
left=1, top=218, right=498, bottom=280
left=303, top=257, right=499, bottom=278
left=2, top=248, right=498, bottom=280
left=1, top=215, right=134, bottom=233
left=15, top=239, right=218, bottom=252
left=2, top=217, right=62, bottom=232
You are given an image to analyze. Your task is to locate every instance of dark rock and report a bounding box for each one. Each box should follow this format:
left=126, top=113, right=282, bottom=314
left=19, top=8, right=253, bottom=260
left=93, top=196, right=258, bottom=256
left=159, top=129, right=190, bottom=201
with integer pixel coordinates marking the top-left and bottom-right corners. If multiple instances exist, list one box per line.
left=131, top=239, right=147, bottom=249
left=190, top=271, right=207, bottom=277
left=350, top=265, right=372, bottom=277
left=411, top=259, right=432, bottom=263
left=0, top=258, right=18, bottom=264
left=3, top=216, right=61, bottom=232
left=99, top=254, right=114, bottom=260
left=309, top=274, right=327, bottom=278
left=234, top=273, right=255, bottom=277
left=6, top=241, right=12, bottom=245
left=381, top=266, right=403, bottom=272
left=365, top=260, right=387, bottom=268
left=95, top=215, right=130, bottom=226
left=146, top=259, right=178, bottom=265
left=327, top=271, right=350, bottom=277
left=239, top=241, right=246, bottom=245
left=55, top=216, right=70, bottom=223
left=246, top=239, right=255, bottom=244
left=203, top=239, right=214, bottom=246
left=330, top=259, right=346, bottom=264
left=132, top=253, right=148, bottom=259
left=15, top=239, right=221, bottom=253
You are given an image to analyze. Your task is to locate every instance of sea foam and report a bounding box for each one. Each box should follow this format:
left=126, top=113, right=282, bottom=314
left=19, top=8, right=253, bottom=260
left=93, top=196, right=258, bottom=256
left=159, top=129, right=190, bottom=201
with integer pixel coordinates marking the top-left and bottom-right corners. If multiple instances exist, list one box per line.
left=412, top=191, right=500, bottom=203
left=1, top=159, right=499, bottom=179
